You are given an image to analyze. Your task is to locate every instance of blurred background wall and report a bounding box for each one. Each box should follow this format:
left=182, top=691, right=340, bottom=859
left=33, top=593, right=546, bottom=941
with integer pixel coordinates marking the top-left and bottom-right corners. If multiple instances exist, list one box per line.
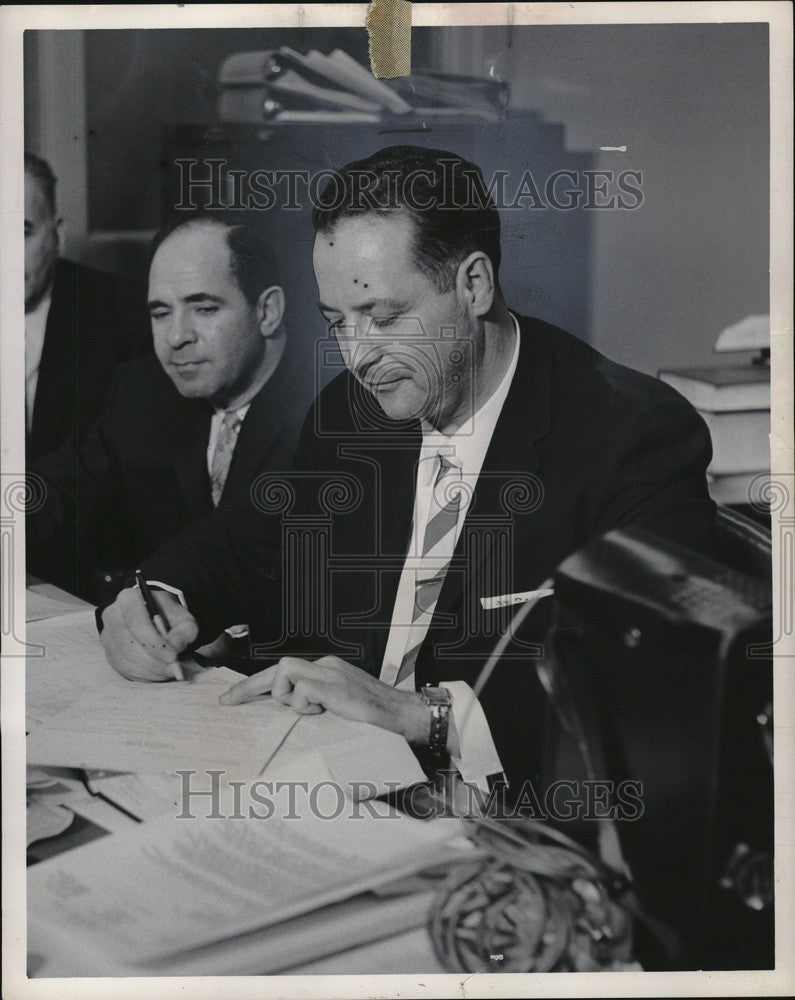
left=24, top=22, right=768, bottom=376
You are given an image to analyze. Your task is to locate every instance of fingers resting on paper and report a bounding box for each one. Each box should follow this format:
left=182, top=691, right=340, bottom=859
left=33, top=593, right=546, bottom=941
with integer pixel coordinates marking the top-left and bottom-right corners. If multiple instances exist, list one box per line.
left=219, top=655, right=427, bottom=741
left=220, top=660, right=325, bottom=713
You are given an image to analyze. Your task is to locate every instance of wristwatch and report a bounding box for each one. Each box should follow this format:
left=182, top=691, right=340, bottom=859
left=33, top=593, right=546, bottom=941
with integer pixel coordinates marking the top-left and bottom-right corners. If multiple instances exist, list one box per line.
left=421, top=685, right=453, bottom=757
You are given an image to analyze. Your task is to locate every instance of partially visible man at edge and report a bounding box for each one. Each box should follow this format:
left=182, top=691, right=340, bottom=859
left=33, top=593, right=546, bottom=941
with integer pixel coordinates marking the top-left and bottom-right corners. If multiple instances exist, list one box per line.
left=95, top=146, right=717, bottom=795
left=24, top=151, right=147, bottom=462
left=28, top=214, right=313, bottom=602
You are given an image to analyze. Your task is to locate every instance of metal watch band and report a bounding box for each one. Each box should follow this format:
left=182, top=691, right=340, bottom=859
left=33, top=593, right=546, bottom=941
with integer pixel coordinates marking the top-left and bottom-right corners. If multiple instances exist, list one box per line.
left=422, top=685, right=452, bottom=757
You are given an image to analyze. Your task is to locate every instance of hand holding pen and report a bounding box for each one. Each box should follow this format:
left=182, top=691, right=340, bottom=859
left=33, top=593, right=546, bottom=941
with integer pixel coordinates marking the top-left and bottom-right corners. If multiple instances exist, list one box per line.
left=132, top=570, right=189, bottom=681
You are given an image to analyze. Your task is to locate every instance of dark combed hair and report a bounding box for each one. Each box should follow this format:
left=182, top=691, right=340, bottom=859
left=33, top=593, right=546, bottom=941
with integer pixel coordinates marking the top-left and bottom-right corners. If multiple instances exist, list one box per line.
left=149, top=212, right=281, bottom=305
left=24, top=151, right=58, bottom=215
left=312, top=145, right=502, bottom=292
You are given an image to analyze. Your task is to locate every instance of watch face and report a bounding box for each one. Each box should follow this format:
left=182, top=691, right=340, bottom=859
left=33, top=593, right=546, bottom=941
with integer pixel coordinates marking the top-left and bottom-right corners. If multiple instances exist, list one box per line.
left=423, top=685, right=453, bottom=707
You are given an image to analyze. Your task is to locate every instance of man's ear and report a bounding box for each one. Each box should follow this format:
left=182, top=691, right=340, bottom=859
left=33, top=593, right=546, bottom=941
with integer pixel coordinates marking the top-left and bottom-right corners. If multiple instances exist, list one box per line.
left=55, top=217, right=66, bottom=257
left=256, top=285, right=285, bottom=337
left=457, top=251, right=495, bottom=317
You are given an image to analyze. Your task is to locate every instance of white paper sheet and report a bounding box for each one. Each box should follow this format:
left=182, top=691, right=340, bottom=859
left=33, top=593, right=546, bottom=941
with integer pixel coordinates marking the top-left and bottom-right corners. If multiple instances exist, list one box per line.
left=25, top=609, right=128, bottom=729
left=25, top=588, right=87, bottom=622
left=86, top=715, right=427, bottom=824
left=268, top=712, right=428, bottom=796
left=83, top=771, right=182, bottom=822
left=27, top=869, right=439, bottom=978
left=27, top=788, right=465, bottom=966
left=26, top=667, right=299, bottom=777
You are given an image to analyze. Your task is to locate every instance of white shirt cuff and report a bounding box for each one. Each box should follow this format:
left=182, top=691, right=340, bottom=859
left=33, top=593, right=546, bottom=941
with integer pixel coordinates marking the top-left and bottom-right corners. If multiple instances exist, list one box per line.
left=142, top=581, right=187, bottom=608
left=143, top=585, right=247, bottom=643
left=442, top=680, right=504, bottom=793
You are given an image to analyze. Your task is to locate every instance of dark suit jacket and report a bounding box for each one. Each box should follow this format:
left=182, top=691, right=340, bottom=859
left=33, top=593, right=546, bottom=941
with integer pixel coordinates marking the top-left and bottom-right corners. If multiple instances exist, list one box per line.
left=28, top=347, right=312, bottom=599
left=27, top=259, right=148, bottom=462
left=140, top=316, right=717, bottom=789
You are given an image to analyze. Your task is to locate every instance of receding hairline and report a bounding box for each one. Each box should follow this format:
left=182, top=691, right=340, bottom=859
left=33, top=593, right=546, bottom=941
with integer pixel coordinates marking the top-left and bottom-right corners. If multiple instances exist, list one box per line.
left=149, top=215, right=283, bottom=309
left=150, top=218, right=240, bottom=274
left=154, top=215, right=233, bottom=248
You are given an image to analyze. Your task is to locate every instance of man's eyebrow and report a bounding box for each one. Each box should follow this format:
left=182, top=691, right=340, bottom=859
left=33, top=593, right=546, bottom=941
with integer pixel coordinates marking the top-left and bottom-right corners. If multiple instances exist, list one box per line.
left=183, top=292, right=225, bottom=304
left=147, top=293, right=226, bottom=310
left=318, top=298, right=406, bottom=314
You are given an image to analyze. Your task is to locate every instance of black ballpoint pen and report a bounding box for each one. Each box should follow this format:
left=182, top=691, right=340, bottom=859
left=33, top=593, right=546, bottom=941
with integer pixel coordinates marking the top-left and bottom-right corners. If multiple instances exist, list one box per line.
left=135, top=569, right=183, bottom=680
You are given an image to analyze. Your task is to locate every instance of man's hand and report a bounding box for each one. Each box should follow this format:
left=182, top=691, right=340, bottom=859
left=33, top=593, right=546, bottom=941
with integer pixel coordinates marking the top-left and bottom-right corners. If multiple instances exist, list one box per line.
left=99, top=586, right=198, bottom=682
left=219, top=655, right=430, bottom=746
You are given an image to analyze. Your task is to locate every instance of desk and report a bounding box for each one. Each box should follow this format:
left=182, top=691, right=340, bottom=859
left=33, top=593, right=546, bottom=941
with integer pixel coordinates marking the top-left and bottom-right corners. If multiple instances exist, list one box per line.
left=24, top=584, right=447, bottom=976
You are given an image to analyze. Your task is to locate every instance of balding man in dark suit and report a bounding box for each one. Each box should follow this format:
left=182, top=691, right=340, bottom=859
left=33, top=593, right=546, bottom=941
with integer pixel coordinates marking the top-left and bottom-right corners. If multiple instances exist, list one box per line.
left=24, top=151, right=146, bottom=461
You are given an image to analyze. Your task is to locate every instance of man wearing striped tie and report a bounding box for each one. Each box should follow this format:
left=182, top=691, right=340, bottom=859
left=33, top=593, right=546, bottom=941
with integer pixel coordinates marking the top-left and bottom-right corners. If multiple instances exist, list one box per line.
left=99, top=147, right=716, bottom=794
left=29, top=214, right=309, bottom=600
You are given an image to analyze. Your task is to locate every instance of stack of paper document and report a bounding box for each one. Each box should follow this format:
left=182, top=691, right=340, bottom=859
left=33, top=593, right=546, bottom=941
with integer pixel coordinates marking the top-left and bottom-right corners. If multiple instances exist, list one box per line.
left=25, top=607, right=465, bottom=974
left=27, top=661, right=299, bottom=776
left=26, top=609, right=428, bottom=804
left=28, top=768, right=471, bottom=974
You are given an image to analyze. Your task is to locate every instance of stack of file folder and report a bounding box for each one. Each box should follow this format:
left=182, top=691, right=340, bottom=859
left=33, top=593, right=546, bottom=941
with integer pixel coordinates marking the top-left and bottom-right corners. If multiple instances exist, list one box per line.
left=217, top=46, right=509, bottom=124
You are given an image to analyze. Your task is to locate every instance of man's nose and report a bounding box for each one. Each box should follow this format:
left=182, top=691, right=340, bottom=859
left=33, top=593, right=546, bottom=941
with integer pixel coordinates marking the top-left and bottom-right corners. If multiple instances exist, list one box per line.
left=166, top=310, right=198, bottom=348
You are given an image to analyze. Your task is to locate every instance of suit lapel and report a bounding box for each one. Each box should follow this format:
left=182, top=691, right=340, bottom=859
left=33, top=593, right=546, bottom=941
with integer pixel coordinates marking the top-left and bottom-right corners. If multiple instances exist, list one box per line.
left=174, top=354, right=293, bottom=513
left=433, top=316, right=553, bottom=621
left=172, top=404, right=214, bottom=511
left=332, top=427, right=421, bottom=673
left=29, top=267, right=76, bottom=456
left=223, top=388, right=283, bottom=499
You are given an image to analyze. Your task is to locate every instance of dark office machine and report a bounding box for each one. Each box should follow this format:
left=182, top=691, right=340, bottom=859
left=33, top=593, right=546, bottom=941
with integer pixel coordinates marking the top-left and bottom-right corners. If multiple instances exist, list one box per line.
left=541, top=519, right=774, bottom=969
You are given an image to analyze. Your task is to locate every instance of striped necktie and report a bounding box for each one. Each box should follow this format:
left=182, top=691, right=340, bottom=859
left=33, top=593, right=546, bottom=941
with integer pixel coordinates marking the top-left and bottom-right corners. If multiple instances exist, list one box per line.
left=393, top=453, right=464, bottom=687
left=210, top=411, right=243, bottom=506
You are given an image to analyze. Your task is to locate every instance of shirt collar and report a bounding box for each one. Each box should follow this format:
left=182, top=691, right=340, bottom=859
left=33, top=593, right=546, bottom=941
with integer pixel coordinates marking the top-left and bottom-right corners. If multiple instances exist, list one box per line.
left=212, top=402, right=251, bottom=422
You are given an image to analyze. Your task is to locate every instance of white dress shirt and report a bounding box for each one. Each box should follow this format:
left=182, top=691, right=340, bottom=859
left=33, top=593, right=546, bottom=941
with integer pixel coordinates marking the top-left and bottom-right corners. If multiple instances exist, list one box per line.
left=379, top=315, right=521, bottom=790
left=25, top=292, right=53, bottom=433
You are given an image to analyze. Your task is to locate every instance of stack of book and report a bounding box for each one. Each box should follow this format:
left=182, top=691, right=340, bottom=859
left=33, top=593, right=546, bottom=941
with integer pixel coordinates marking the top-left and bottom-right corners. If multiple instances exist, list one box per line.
left=660, top=315, right=771, bottom=506
left=217, top=47, right=508, bottom=124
